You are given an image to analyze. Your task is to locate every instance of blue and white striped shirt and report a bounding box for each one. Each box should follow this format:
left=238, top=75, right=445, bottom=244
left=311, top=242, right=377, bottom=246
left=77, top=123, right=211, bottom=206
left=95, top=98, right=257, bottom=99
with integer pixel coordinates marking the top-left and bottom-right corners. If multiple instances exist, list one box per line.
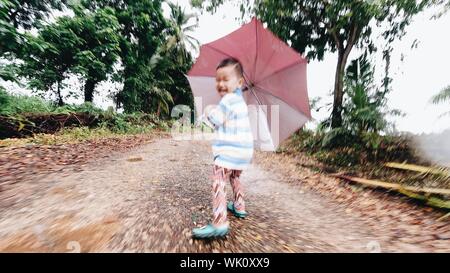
left=207, top=88, right=254, bottom=170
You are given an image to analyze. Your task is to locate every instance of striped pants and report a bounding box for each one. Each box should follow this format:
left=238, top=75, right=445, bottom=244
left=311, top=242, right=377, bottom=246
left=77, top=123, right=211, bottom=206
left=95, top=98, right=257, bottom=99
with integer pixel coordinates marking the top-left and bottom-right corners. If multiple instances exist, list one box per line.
left=212, top=165, right=245, bottom=226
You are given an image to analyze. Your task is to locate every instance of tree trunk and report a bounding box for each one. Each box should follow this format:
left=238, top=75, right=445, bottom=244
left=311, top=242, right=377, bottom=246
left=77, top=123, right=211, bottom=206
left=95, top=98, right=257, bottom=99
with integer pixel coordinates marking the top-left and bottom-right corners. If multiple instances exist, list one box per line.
left=120, top=67, right=139, bottom=113
left=156, top=103, right=161, bottom=118
left=10, top=10, right=19, bottom=29
left=57, top=81, right=64, bottom=106
left=331, top=51, right=346, bottom=128
left=330, top=23, right=359, bottom=129
left=84, top=79, right=96, bottom=103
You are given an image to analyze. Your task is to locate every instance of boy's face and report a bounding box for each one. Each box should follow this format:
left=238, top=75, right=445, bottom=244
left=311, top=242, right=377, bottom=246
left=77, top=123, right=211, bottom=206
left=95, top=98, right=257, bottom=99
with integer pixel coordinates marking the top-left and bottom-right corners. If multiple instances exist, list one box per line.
left=215, top=65, right=244, bottom=97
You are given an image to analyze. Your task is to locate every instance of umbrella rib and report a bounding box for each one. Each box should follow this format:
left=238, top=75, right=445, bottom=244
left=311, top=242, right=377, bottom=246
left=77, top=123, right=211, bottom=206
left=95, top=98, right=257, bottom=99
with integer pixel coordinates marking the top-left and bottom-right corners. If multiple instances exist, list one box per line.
left=256, top=45, right=277, bottom=83
left=204, top=43, right=256, bottom=82
left=249, top=87, right=264, bottom=110
left=204, top=44, right=233, bottom=61
left=250, top=87, right=268, bottom=117
left=243, top=74, right=263, bottom=106
left=253, top=19, right=258, bottom=82
left=205, top=44, right=256, bottom=84
left=252, top=85, right=310, bottom=118
left=244, top=74, right=309, bottom=118
left=254, top=59, right=306, bottom=86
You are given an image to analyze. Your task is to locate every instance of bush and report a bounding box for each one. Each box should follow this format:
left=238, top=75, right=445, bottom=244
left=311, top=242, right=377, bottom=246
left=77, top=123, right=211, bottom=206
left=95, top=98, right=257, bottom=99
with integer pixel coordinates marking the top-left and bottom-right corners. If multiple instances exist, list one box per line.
left=314, top=148, right=361, bottom=167
left=321, top=128, right=356, bottom=149
left=0, top=87, right=9, bottom=109
left=0, top=90, right=171, bottom=139
left=285, top=128, right=417, bottom=168
left=0, top=90, right=54, bottom=116
left=53, top=102, right=105, bottom=116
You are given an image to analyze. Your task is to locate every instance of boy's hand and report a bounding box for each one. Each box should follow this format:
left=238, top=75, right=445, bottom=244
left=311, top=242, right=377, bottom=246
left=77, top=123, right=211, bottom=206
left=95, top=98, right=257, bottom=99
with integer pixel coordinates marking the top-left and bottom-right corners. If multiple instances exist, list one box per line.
left=195, top=113, right=214, bottom=129
left=203, top=105, right=216, bottom=118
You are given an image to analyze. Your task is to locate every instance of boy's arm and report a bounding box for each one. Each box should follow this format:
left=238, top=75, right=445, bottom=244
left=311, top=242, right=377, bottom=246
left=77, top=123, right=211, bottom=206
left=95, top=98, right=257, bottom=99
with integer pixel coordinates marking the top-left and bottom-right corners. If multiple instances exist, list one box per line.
left=206, top=101, right=231, bottom=128
left=196, top=113, right=215, bottom=129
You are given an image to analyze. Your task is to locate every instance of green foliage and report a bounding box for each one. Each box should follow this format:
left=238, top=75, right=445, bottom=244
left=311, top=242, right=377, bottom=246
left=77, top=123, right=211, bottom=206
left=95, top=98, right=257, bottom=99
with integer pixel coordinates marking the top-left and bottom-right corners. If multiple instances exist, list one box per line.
left=81, top=0, right=195, bottom=116
left=56, top=126, right=114, bottom=141
left=52, top=102, right=105, bottom=115
left=342, top=52, right=388, bottom=135
left=0, top=90, right=104, bottom=117
left=0, top=90, right=169, bottom=138
left=311, top=52, right=402, bottom=150
left=18, top=16, right=83, bottom=105
left=81, top=0, right=171, bottom=114
left=69, top=6, right=121, bottom=102
left=286, top=128, right=415, bottom=168
left=95, top=111, right=168, bottom=135
left=4, top=0, right=67, bottom=30
left=0, top=0, right=20, bottom=57
left=284, top=52, right=412, bottom=166
left=3, top=0, right=196, bottom=117
left=314, top=148, right=360, bottom=167
left=432, top=0, right=450, bottom=17
left=321, top=127, right=355, bottom=149
left=0, top=90, right=54, bottom=116
left=430, top=85, right=450, bottom=118
left=0, top=87, right=10, bottom=108
left=147, top=2, right=198, bottom=114
left=431, top=85, right=450, bottom=104
left=0, top=90, right=103, bottom=117
left=165, top=2, right=200, bottom=64
left=0, top=0, right=67, bottom=53
left=17, top=6, right=121, bottom=104
left=0, top=0, right=67, bottom=85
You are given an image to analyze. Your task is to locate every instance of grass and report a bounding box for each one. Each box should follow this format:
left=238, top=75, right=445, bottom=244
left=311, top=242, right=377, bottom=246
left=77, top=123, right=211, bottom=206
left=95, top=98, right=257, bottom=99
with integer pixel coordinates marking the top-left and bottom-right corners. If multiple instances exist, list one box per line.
left=0, top=88, right=107, bottom=116
left=0, top=124, right=171, bottom=147
left=0, top=89, right=174, bottom=143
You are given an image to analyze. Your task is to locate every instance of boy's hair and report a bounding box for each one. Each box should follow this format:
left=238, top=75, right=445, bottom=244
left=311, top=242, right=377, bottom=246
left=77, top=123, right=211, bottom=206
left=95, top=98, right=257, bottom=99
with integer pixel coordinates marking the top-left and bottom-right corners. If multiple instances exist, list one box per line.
left=216, top=57, right=244, bottom=78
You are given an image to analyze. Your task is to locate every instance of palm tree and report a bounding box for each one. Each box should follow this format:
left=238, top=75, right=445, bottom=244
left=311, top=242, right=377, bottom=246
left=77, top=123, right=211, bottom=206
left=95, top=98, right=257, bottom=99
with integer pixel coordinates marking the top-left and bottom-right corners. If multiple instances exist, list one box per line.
left=431, top=85, right=450, bottom=117
left=165, top=2, right=200, bottom=63
left=150, top=85, right=174, bottom=117
left=151, top=2, right=199, bottom=66
left=147, top=2, right=199, bottom=117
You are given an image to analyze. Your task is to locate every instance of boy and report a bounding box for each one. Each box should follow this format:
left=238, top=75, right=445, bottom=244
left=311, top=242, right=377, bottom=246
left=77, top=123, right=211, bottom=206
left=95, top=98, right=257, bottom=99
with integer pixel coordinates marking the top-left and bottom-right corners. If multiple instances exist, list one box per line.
left=192, top=57, right=254, bottom=239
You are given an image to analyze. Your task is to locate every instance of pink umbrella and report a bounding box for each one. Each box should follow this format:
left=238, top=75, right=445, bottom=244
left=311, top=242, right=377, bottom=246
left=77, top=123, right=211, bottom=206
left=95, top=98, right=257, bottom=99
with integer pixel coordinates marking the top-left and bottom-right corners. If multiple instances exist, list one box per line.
left=187, top=17, right=311, bottom=151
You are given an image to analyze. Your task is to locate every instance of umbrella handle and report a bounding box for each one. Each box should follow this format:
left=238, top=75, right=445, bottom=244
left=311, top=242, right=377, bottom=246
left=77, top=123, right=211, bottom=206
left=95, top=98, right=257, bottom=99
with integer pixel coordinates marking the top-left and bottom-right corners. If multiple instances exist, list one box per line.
left=242, top=75, right=263, bottom=105
left=242, top=82, right=253, bottom=92
left=243, top=83, right=264, bottom=106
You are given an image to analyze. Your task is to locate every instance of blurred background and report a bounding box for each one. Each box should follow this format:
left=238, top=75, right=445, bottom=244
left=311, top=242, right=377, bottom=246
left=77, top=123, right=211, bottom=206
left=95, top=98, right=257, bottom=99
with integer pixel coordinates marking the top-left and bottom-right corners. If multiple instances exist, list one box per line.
left=0, top=0, right=449, bottom=253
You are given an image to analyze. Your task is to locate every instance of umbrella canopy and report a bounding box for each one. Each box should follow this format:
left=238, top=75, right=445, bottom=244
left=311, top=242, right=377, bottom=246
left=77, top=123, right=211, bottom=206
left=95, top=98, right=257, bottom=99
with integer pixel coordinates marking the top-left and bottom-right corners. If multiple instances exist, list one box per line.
left=187, top=17, right=311, bottom=151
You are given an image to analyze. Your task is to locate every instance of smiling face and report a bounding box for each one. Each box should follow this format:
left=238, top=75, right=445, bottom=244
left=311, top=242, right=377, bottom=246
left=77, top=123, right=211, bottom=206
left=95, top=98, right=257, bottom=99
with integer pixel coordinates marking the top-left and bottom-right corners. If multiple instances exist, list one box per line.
left=215, top=65, right=244, bottom=98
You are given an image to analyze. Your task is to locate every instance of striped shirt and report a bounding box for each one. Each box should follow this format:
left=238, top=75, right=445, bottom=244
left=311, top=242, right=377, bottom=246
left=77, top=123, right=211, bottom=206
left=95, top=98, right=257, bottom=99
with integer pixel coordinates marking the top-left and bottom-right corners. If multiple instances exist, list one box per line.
left=207, top=87, right=254, bottom=170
